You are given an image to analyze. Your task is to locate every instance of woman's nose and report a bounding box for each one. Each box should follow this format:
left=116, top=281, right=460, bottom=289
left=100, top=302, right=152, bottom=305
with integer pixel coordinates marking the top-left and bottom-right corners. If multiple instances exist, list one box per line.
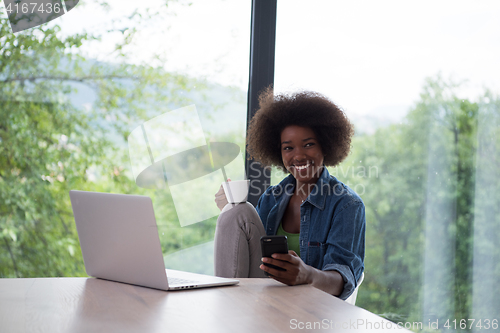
left=293, top=148, right=307, bottom=161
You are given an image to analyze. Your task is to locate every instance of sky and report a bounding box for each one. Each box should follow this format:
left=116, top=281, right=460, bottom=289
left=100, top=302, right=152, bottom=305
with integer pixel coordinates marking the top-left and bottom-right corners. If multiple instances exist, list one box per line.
left=2, top=0, right=500, bottom=124
left=273, top=1, right=500, bottom=122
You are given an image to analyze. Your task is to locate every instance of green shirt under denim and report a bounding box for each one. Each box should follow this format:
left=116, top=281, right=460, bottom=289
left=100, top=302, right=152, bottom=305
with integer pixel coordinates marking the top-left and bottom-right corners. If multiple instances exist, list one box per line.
left=276, top=222, right=300, bottom=257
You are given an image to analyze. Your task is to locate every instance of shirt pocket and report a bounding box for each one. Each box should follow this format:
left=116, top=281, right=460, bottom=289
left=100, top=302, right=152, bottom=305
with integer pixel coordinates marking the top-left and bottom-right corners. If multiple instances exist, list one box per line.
left=306, top=241, right=327, bottom=269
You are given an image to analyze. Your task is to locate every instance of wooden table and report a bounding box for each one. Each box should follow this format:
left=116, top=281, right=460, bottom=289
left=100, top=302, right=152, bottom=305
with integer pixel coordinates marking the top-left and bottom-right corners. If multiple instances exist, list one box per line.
left=0, top=277, right=411, bottom=332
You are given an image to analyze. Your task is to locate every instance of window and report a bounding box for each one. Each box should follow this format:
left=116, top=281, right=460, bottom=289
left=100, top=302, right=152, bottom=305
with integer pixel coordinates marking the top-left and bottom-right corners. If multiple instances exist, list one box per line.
left=274, top=0, right=500, bottom=326
left=0, top=0, right=250, bottom=277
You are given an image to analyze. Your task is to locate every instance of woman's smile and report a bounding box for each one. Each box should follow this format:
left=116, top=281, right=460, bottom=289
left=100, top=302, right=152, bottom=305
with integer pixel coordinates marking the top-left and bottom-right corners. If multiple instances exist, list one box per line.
left=280, top=125, right=324, bottom=185
left=293, top=161, right=312, bottom=171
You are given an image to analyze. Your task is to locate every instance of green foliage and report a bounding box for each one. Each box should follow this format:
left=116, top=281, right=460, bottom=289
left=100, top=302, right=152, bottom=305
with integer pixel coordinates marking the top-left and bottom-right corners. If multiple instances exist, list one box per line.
left=338, top=75, right=500, bottom=329
left=0, top=3, right=246, bottom=277
left=0, top=18, right=107, bottom=277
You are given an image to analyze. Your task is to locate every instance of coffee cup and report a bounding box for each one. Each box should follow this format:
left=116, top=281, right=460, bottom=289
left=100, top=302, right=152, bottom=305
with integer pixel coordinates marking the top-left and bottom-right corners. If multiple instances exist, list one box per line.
left=222, top=180, right=250, bottom=204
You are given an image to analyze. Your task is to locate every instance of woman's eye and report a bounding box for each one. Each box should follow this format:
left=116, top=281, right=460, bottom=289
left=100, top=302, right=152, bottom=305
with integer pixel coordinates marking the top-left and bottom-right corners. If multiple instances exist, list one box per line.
left=305, top=142, right=314, bottom=147
left=283, top=146, right=292, bottom=151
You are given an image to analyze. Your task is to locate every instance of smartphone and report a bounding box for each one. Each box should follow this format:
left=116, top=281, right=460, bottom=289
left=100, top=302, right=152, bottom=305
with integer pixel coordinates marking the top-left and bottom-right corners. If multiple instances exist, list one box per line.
left=260, top=235, right=289, bottom=276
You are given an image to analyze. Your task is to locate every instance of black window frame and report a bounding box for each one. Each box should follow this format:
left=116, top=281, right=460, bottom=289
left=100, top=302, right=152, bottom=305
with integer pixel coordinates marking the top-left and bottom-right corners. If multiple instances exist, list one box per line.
left=245, top=0, right=277, bottom=206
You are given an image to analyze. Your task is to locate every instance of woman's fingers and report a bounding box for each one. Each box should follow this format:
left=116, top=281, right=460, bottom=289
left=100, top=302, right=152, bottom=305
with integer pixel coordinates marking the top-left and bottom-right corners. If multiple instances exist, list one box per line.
left=261, top=254, right=307, bottom=286
left=214, top=179, right=231, bottom=211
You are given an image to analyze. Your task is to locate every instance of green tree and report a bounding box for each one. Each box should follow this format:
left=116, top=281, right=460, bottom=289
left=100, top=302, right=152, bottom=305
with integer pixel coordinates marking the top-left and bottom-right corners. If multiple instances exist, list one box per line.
left=341, top=76, right=500, bottom=329
left=0, top=0, right=218, bottom=277
left=0, top=18, right=112, bottom=277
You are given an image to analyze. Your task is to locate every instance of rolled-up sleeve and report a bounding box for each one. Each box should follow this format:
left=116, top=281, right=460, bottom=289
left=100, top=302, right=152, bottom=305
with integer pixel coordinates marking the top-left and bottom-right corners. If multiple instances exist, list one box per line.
left=322, top=199, right=365, bottom=300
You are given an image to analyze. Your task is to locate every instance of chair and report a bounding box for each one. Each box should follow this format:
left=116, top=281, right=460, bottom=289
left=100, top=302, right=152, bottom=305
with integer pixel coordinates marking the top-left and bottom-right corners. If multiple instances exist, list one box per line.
left=345, top=272, right=364, bottom=305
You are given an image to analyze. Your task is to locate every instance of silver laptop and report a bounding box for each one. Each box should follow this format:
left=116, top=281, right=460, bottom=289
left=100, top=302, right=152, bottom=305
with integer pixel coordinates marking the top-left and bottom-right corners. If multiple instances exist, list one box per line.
left=69, top=190, right=239, bottom=290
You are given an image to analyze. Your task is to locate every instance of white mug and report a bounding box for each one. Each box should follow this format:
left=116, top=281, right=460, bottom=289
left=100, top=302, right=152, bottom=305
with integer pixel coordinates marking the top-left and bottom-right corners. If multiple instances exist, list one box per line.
left=222, top=180, right=250, bottom=204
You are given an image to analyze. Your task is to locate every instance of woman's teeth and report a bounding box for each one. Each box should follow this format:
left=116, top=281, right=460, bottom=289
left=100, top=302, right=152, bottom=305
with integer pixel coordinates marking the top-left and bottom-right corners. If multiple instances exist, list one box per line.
left=295, top=162, right=312, bottom=171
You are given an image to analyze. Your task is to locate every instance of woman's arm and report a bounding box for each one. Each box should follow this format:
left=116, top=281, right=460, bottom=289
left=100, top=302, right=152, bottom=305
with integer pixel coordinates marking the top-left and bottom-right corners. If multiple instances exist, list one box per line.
left=307, top=266, right=344, bottom=296
left=260, top=251, right=344, bottom=296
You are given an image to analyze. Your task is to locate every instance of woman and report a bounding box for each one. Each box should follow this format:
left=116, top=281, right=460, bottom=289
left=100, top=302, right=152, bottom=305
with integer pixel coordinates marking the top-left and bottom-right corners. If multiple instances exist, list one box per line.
left=214, top=88, right=365, bottom=300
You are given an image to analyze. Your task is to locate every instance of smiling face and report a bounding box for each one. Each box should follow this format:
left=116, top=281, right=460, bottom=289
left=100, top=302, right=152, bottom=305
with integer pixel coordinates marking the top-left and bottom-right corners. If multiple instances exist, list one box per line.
left=280, top=125, right=324, bottom=185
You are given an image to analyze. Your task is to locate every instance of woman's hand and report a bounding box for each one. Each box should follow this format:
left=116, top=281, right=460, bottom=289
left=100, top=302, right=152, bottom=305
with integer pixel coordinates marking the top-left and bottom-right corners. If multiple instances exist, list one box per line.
left=260, top=250, right=344, bottom=296
left=260, top=250, right=313, bottom=286
left=214, top=179, right=230, bottom=211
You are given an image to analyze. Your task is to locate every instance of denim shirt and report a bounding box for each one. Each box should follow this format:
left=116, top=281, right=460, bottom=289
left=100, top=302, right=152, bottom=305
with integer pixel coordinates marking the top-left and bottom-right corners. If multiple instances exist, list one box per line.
left=255, top=168, right=365, bottom=300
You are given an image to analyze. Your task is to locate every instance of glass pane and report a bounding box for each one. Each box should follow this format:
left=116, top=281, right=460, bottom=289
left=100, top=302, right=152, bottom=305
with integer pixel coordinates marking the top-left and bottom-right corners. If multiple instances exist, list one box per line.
left=275, top=0, right=500, bottom=330
left=0, top=0, right=250, bottom=277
